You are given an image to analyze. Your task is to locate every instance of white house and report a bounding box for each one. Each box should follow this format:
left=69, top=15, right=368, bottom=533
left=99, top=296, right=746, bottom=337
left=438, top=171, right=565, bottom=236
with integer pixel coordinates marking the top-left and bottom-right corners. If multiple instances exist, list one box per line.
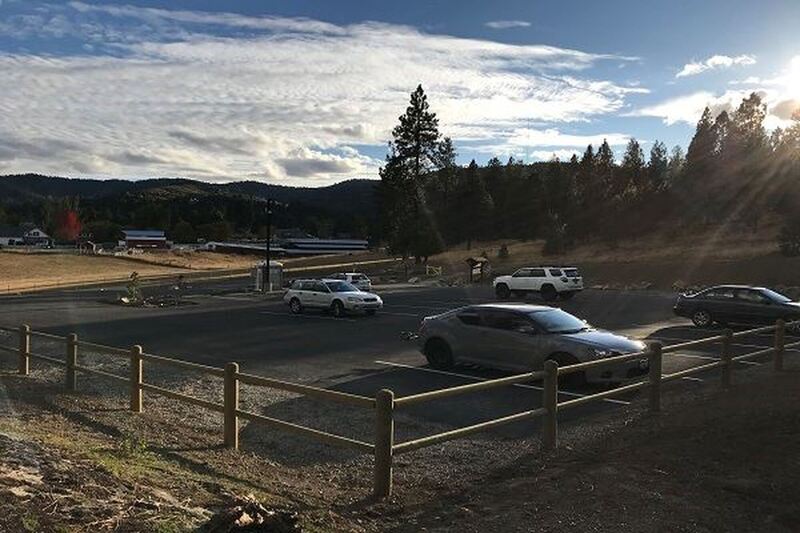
left=0, top=224, right=51, bottom=247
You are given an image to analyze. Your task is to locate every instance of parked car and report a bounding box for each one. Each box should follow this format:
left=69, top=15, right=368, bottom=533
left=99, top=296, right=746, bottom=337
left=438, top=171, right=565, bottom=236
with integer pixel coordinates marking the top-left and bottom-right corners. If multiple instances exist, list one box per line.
left=284, top=278, right=383, bottom=317
left=417, top=303, right=647, bottom=384
left=673, top=285, right=800, bottom=332
left=493, top=266, right=583, bottom=301
left=328, top=272, right=372, bottom=291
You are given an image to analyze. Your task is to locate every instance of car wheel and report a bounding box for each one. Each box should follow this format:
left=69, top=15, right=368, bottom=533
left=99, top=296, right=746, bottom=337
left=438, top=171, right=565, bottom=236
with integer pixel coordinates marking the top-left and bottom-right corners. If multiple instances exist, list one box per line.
left=541, top=284, right=558, bottom=302
left=548, top=352, right=586, bottom=388
left=331, top=300, right=346, bottom=318
left=560, top=291, right=575, bottom=301
left=691, top=309, right=713, bottom=328
left=289, top=298, right=302, bottom=314
left=496, top=283, right=511, bottom=299
left=425, top=338, right=454, bottom=370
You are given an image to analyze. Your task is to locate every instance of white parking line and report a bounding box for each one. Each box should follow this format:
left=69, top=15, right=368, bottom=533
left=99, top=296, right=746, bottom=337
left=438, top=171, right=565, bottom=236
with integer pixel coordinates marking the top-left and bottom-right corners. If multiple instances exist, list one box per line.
left=649, top=340, right=762, bottom=367
left=650, top=334, right=793, bottom=363
left=373, top=360, right=631, bottom=406
left=259, top=310, right=357, bottom=322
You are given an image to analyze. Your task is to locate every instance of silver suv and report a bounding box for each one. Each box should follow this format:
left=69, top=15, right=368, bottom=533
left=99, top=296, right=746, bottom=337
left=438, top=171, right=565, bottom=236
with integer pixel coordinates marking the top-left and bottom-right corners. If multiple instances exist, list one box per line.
left=417, top=303, right=646, bottom=384
left=284, top=278, right=383, bottom=317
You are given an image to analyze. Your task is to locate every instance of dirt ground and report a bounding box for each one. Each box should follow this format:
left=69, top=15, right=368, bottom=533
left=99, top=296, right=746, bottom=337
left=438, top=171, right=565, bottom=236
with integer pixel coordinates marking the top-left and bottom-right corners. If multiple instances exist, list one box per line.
left=1, top=329, right=798, bottom=532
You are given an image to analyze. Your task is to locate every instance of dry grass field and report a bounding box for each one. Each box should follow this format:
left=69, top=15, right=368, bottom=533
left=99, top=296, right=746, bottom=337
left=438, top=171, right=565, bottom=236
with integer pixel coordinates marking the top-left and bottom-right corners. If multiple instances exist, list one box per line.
left=0, top=248, right=387, bottom=293
left=424, top=222, right=800, bottom=290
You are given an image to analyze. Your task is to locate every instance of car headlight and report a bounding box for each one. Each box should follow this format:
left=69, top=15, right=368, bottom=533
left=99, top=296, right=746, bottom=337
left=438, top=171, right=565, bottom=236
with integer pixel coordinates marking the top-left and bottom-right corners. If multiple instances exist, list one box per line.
left=347, top=296, right=363, bottom=302
left=590, top=348, right=613, bottom=358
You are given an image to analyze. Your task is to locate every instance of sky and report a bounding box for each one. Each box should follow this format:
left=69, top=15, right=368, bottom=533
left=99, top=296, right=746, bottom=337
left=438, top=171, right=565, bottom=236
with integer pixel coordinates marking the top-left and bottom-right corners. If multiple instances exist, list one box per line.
left=1, top=0, right=800, bottom=186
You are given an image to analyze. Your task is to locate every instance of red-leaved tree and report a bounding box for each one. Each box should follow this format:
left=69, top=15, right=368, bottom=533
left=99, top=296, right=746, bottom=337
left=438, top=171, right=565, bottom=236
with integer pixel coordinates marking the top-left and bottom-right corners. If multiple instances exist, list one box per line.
left=54, top=209, right=82, bottom=242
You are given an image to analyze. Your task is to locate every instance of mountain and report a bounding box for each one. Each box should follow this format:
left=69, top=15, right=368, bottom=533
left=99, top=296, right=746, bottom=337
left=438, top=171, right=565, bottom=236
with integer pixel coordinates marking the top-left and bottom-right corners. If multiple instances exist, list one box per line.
left=0, top=174, right=380, bottom=241
left=0, top=174, right=378, bottom=215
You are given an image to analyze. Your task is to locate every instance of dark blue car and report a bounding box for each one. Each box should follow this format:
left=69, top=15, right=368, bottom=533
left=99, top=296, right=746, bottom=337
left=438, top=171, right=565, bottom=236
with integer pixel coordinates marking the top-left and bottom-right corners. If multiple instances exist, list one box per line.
left=673, top=285, right=800, bottom=332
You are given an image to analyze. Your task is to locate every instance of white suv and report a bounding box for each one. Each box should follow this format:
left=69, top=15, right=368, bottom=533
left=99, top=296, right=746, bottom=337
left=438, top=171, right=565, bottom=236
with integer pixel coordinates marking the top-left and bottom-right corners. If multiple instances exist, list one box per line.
left=493, top=267, right=583, bottom=302
left=284, top=278, right=383, bottom=317
left=328, top=272, right=372, bottom=291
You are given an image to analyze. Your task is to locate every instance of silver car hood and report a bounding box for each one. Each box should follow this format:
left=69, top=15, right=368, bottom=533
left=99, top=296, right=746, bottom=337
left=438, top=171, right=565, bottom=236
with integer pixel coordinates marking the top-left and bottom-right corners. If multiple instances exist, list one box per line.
left=560, top=329, right=644, bottom=353
left=337, top=291, right=379, bottom=299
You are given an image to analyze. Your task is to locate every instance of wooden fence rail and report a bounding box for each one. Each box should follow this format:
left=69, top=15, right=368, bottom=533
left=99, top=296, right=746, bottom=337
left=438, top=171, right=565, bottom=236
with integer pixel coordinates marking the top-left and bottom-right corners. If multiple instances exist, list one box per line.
left=0, top=318, right=797, bottom=499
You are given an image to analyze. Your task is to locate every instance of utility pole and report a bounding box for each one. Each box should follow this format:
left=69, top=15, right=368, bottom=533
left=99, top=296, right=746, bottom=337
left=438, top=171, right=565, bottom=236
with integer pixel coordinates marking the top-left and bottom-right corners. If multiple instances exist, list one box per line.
left=265, top=199, right=274, bottom=291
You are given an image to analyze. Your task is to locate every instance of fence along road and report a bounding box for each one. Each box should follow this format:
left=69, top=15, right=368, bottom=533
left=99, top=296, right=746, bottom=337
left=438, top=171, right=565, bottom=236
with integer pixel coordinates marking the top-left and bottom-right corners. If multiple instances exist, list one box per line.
left=0, top=319, right=796, bottom=498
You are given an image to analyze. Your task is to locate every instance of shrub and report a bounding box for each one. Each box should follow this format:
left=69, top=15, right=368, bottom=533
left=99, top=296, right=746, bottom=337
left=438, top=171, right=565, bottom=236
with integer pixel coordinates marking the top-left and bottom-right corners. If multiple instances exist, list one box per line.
left=497, top=243, right=509, bottom=259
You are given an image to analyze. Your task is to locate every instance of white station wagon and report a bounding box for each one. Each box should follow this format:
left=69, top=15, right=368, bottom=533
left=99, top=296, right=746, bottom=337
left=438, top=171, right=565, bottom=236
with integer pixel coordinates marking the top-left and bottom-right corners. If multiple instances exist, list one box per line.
left=284, top=278, right=383, bottom=317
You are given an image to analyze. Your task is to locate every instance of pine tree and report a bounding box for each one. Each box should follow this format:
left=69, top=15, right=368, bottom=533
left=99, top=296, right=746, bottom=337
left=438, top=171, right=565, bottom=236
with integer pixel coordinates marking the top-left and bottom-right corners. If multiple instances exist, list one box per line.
left=596, top=139, right=616, bottom=198
left=621, top=138, right=645, bottom=194
left=379, top=85, right=444, bottom=259
left=685, top=106, right=716, bottom=181
left=456, top=159, right=494, bottom=248
left=666, top=145, right=685, bottom=187
left=648, top=140, right=668, bottom=191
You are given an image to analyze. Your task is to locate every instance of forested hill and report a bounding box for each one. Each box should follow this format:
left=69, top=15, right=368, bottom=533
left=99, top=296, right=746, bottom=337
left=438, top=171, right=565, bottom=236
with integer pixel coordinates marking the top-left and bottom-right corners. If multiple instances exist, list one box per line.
left=0, top=174, right=379, bottom=242
left=0, top=174, right=377, bottom=212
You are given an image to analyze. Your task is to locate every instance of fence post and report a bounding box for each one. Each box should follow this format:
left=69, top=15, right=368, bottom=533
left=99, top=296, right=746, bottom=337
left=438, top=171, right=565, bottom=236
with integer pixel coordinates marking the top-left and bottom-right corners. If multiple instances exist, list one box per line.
left=542, top=360, right=559, bottom=451
left=774, top=319, right=785, bottom=372
left=374, top=388, right=395, bottom=499
left=18, top=324, right=30, bottom=376
left=66, top=333, right=78, bottom=391
left=721, top=329, right=733, bottom=388
left=648, top=342, right=662, bottom=412
left=224, top=362, right=240, bottom=450
left=129, top=345, right=143, bottom=413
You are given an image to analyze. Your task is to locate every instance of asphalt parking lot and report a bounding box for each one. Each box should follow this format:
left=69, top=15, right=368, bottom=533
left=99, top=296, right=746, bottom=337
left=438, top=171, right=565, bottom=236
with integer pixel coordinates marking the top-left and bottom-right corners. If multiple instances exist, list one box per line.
left=1, top=278, right=795, bottom=439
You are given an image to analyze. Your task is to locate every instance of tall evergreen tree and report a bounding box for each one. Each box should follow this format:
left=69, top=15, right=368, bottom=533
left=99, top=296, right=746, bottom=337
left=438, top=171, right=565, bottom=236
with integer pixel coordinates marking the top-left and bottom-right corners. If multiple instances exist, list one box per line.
left=379, top=85, right=444, bottom=259
left=596, top=139, right=616, bottom=198
left=685, top=106, right=716, bottom=181
left=648, top=140, right=669, bottom=191
left=666, top=145, right=685, bottom=186
left=456, top=159, right=494, bottom=248
left=621, top=138, right=645, bottom=194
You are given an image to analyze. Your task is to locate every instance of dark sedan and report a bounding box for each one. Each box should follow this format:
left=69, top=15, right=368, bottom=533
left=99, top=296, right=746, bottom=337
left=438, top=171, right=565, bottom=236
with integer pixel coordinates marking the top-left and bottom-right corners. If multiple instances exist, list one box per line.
left=674, top=285, right=800, bottom=332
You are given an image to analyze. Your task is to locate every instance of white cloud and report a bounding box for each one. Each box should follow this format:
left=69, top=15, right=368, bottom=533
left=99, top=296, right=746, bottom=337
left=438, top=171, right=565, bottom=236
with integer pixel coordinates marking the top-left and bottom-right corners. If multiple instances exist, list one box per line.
left=485, top=20, right=531, bottom=29
left=469, top=127, right=631, bottom=159
left=634, top=54, right=800, bottom=128
left=0, top=3, right=641, bottom=184
left=529, top=149, right=580, bottom=161
left=676, top=54, right=756, bottom=78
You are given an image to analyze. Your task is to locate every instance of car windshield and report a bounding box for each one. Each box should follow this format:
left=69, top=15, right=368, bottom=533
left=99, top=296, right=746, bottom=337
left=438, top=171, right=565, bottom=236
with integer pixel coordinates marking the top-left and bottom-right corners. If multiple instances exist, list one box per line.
left=762, top=288, right=793, bottom=303
left=529, top=309, right=590, bottom=334
left=325, top=281, right=358, bottom=292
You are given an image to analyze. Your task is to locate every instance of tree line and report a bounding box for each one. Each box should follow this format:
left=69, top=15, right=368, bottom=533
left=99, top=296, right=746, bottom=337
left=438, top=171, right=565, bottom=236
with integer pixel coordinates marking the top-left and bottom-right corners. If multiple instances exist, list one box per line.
left=379, top=85, right=800, bottom=260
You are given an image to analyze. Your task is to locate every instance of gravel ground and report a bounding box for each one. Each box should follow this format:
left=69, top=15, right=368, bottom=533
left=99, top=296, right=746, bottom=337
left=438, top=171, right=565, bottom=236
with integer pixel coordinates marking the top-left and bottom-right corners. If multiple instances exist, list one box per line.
left=1, top=330, right=799, bottom=532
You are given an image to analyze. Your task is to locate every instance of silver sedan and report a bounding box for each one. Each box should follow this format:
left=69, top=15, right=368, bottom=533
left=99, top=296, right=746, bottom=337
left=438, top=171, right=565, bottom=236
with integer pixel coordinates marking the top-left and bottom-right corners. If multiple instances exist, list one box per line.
left=416, top=303, right=648, bottom=384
